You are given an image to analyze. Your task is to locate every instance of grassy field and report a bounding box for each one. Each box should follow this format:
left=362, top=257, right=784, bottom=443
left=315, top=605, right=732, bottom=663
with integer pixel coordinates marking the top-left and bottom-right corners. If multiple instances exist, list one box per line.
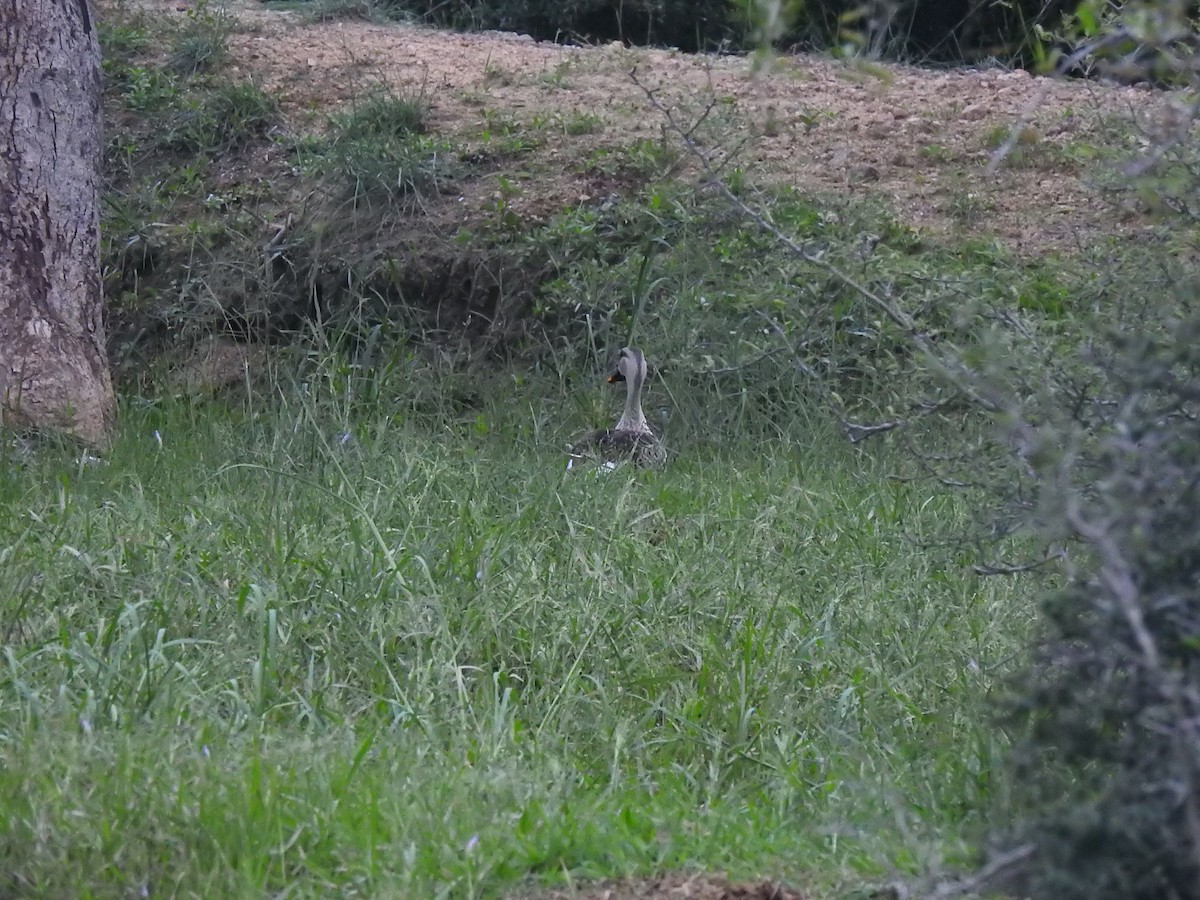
left=0, top=371, right=1034, bottom=897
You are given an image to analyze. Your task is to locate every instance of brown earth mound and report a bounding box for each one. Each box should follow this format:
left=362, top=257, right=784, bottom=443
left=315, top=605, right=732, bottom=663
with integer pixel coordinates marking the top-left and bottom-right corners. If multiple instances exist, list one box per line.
left=200, top=0, right=1170, bottom=255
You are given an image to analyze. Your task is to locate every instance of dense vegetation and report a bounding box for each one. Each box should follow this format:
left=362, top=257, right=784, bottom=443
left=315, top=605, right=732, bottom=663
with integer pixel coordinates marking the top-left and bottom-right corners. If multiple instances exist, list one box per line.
left=998, top=323, right=1200, bottom=899
left=0, top=376, right=1032, bottom=895
left=280, top=0, right=1073, bottom=63
left=3, top=1, right=1199, bottom=896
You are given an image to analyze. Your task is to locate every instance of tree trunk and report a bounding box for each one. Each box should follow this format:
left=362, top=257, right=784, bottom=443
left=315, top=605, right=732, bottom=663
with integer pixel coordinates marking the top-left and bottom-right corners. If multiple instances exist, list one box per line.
left=0, top=0, right=115, bottom=446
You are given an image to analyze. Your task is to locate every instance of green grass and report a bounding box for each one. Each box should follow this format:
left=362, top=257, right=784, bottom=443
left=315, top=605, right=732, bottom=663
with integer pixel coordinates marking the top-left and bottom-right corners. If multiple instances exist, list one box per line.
left=308, top=89, right=458, bottom=207
left=169, top=0, right=232, bottom=75
left=0, top=367, right=1033, bottom=897
left=333, top=91, right=429, bottom=142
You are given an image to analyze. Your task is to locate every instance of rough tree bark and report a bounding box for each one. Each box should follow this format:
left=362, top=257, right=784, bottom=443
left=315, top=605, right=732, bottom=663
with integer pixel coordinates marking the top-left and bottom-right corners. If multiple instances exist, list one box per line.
left=0, top=0, right=115, bottom=445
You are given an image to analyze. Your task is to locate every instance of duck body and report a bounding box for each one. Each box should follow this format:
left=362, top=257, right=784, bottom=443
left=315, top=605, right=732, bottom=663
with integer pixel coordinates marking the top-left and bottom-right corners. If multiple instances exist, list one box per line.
left=569, top=347, right=666, bottom=469
left=574, top=425, right=666, bottom=468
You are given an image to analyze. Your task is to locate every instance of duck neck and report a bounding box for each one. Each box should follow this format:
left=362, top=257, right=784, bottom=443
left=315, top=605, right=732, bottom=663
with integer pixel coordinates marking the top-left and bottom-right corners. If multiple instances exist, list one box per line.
left=616, top=366, right=649, bottom=432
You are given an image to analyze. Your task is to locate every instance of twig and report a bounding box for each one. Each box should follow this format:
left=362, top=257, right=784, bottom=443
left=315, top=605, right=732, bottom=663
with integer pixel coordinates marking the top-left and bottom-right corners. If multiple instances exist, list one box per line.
left=847, top=394, right=974, bottom=443
left=973, top=548, right=1065, bottom=576
left=707, top=346, right=791, bottom=374
left=844, top=418, right=905, bottom=442
left=1064, top=496, right=1161, bottom=672
left=985, top=31, right=1127, bottom=176
left=925, top=842, right=1036, bottom=899
left=630, top=67, right=1006, bottom=418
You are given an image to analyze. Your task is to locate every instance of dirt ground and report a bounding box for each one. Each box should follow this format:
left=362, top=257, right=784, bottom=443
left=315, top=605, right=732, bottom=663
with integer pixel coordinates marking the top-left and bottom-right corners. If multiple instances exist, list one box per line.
left=203, top=0, right=1172, bottom=256
left=507, top=871, right=810, bottom=900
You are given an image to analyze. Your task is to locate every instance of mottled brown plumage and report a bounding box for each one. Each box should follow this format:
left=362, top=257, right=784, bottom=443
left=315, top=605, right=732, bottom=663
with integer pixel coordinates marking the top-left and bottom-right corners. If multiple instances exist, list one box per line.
left=568, top=347, right=667, bottom=469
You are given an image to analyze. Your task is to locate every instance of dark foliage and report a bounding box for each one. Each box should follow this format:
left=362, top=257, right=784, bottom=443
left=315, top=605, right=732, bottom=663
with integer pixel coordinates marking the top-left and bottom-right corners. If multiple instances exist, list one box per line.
left=999, top=320, right=1200, bottom=900
left=278, top=0, right=1070, bottom=61
left=818, top=0, right=1072, bottom=63
left=348, top=0, right=744, bottom=50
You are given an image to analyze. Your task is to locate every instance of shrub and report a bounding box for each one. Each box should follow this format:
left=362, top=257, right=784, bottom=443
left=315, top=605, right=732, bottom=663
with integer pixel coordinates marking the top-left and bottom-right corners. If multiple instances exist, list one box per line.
left=360, top=0, right=751, bottom=50
left=332, top=0, right=1067, bottom=61
left=320, top=90, right=453, bottom=207
left=995, top=319, right=1200, bottom=899
left=169, top=0, right=231, bottom=74
left=163, top=81, right=279, bottom=154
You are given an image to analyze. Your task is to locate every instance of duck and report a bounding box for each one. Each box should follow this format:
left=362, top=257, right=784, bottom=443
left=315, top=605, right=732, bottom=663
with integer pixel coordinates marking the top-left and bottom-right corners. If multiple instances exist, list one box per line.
left=568, top=346, right=667, bottom=469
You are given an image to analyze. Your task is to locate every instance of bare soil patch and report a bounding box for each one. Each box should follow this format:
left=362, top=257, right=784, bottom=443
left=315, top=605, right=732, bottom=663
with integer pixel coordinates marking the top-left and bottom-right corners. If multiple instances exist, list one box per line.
left=200, top=0, right=1170, bottom=255
left=509, top=872, right=809, bottom=900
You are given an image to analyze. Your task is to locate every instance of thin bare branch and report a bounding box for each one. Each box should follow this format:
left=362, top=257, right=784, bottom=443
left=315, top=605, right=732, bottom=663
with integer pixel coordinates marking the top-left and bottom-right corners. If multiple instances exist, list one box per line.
left=926, top=842, right=1037, bottom=899
left=629, top=66, right=1006, bottom=418
left=844, top=419, right=905, bottom=443
left=1065, top=496, right=1162, bottom=673
left=973, top=549, right=1065, bottom=576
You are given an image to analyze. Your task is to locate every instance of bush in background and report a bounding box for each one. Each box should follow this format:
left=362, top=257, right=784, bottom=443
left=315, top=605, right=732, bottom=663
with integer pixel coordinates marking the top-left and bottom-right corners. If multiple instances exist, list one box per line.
left=273, top=0, right=1071, bottom=62
left=989, top=320, right=1200, bottom=899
